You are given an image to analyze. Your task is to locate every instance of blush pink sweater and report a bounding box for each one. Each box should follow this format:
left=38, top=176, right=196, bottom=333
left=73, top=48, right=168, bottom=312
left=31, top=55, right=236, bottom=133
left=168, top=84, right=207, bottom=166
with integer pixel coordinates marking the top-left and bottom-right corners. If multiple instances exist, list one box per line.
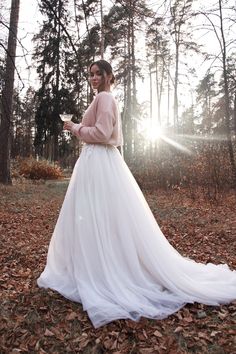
left=71, top=91, right=123, bottom=147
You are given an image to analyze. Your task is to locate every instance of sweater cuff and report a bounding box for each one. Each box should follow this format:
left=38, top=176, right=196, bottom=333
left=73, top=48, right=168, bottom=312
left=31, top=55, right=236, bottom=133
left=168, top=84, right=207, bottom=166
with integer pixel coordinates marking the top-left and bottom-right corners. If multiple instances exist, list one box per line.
left=71, top=123, right=82, bottom=137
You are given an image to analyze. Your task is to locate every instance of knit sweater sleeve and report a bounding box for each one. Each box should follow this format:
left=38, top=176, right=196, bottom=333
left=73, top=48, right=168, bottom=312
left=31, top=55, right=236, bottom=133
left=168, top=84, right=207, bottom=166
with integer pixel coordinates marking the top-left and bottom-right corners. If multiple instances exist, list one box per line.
left=71, top=93, right=115, bottom=144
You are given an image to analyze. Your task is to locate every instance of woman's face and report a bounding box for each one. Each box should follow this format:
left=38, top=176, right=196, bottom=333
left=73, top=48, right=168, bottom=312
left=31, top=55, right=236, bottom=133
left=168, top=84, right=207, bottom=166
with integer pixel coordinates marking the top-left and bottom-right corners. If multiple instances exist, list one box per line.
left=89, top=64, right=110, bottom=92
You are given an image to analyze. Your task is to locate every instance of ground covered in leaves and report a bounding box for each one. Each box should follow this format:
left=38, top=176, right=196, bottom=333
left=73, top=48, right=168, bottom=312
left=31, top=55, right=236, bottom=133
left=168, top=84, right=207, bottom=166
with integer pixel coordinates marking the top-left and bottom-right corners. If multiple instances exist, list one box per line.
left=0, top=180, right=236, bottom=353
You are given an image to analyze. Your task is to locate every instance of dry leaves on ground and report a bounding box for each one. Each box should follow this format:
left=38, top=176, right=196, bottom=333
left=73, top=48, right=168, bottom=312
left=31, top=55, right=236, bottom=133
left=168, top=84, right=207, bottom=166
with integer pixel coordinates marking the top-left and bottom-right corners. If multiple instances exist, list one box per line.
left=0, top=181, right=236, bottom=353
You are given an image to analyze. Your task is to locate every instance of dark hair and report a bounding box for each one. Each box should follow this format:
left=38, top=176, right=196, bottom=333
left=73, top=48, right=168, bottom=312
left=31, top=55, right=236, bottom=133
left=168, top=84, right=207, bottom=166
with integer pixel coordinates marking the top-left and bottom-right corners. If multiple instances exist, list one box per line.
left=90, top=59, right=115, bottom=84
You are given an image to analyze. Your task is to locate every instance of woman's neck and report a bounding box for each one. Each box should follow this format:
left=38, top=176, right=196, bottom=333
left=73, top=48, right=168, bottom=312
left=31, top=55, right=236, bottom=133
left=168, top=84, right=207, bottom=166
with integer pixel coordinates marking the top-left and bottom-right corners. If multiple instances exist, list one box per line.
left=98, top=84, right=111, bottom=93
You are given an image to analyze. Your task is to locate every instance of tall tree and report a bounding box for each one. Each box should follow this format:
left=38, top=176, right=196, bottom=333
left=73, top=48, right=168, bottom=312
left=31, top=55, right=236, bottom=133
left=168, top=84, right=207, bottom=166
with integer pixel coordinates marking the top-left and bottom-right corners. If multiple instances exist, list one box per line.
left=33, top=0, right=74, bottom=161
left=226, top=54, right=236, bottom=135
left=218, top=0, right=236, bottom=184
left=196, top=73, right=217, bottom=133
left=100, top=0, right=104, bottom=58
left=0, top=0, right=20, bottom=184
left=146, top=16, right=170, bottom=126
left=198, top=0, right=236, bottom=184
left=11, top=87, right=36, bottom=158
left=105, top=0, right=151, bottom=158
left=169, top=0, right=194, bottom=131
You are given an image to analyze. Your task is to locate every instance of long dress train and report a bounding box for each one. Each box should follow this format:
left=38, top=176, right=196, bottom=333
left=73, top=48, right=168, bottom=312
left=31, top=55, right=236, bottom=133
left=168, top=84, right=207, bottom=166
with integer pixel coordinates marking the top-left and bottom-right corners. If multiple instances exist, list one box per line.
left=37, top=143, right=236, bottom=328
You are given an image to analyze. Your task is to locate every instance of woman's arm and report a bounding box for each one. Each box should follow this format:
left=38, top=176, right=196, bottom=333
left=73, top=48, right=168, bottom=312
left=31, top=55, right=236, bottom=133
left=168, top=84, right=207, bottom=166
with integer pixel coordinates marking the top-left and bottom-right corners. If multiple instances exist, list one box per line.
left=64, top=93, right=115, bottom=144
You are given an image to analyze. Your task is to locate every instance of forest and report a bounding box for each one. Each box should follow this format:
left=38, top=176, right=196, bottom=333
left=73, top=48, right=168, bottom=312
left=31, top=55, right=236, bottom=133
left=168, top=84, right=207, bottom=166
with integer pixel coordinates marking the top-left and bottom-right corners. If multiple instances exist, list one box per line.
left=0, top=1, right=236, bottom=353
left=0, top=0, right=235, bottom=193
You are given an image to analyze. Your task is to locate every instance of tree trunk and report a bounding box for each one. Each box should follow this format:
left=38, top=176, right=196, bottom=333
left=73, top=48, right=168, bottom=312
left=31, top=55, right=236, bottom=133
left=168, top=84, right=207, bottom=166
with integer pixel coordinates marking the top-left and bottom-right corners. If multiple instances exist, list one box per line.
left=167, top=58, right=170, bottom=126
left=53, top=0, right=62, bottom=162
left=234, top=92, right=236, bottom=135
left=155, top=55, right=160, bottom=124
left=149, top=65, right=152, bottom=121
left=219, top=0, right=236, bottom=186
left=0, top=0, right=20, bottom=184
left=173, top=41, right=179, bottom=131
left=100, top=0, right=104, bottom=58
left=124, top=9, right=132, bottom=159
left=131, top=4, right=137, bottom=154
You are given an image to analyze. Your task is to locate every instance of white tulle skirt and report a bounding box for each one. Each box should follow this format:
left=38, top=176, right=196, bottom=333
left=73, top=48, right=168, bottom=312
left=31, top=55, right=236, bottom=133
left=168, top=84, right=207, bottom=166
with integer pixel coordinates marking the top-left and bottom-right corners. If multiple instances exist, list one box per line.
left=37, top=144, right=236, bottom=328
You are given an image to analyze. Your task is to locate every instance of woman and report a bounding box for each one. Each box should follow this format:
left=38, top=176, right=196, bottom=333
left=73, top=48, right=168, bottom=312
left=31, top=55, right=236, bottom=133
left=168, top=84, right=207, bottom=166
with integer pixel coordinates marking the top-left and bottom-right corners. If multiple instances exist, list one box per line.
left=38, top=59, right=236, bottom=329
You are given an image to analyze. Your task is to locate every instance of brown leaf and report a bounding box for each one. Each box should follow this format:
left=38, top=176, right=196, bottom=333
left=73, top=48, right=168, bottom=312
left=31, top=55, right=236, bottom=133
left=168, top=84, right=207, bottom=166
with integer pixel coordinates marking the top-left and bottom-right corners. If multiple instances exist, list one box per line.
left=218, top=311, right=228, bottom=320
left=174, top=326, right=183, bottom=333
left=103, top=338, right=115, bottom=350
left=65, top=311, right=78, bottom=321
left=153, top=330, right=163, bottom=338
left=44, top=329, right=55, bottom=337
left=183, top=316, right=193, bottom=323
left=139, top=349, right=156, bottom=354
left=142, top=329, right=148, bottom=339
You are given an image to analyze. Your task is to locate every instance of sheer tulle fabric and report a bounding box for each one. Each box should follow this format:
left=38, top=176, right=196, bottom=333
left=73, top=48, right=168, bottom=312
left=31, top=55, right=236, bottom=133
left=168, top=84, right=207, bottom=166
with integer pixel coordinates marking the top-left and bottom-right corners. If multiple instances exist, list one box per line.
left=37, top=144, right=236, bottom=328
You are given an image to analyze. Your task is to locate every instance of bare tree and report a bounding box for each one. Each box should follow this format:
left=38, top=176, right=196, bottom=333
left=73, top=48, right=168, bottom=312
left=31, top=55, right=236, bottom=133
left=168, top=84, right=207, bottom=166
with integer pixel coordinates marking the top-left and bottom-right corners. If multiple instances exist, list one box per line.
left=169, top=0, right=193, bottom=131
left=197, top=1, right=236, bottom=185
left=218, top=0, right=236, bottom=185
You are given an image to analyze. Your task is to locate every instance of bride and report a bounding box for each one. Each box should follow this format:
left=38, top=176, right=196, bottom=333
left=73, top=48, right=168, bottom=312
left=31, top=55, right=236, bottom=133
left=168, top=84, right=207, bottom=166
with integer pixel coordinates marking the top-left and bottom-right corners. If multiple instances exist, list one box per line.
left=37, top=59, right=236, bottom=328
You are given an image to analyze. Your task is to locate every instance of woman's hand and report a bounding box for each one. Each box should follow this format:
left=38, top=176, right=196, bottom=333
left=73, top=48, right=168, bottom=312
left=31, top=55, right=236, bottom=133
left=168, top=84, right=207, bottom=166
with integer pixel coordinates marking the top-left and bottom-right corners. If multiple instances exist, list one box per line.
left=63, top=121, right=75, bottom=132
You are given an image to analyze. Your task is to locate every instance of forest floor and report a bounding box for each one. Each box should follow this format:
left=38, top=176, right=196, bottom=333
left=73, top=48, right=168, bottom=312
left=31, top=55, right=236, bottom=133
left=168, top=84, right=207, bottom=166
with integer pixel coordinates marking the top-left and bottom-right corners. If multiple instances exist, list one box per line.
left=0, top=180, right=236, bottom=354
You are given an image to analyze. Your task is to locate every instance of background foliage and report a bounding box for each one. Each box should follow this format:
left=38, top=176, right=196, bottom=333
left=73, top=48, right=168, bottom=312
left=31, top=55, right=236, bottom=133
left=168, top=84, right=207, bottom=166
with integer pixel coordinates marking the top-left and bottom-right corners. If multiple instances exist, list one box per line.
left=0, top=0, right=236, bottom=192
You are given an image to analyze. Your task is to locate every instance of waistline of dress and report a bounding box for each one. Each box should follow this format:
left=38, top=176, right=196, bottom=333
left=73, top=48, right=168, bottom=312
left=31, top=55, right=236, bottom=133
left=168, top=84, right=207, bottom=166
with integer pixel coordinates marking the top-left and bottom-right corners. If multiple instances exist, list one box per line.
left=82, top=142, right=118, bottom=148
left=81, top=143, right=117, bottom=152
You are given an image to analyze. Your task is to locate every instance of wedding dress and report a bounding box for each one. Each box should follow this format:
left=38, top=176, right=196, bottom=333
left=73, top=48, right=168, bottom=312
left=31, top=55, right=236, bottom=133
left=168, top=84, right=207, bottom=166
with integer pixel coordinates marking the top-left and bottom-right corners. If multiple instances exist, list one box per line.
left=37, top=92, right=236, bottom=328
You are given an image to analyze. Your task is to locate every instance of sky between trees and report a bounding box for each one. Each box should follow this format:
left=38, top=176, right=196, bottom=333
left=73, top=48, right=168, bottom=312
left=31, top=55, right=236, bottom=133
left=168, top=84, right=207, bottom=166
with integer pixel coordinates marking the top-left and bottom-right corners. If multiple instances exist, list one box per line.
left=1, top=0, right=236, bottom=187
left=5, top=0, right=233, bottom=107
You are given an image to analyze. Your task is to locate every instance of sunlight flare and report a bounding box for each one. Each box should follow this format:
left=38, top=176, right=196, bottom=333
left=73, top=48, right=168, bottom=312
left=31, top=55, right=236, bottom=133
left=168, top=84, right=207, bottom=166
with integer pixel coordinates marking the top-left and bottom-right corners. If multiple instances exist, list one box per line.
left=178, top=134, right=229, bottom=142
left=138, top=119, right=164, bottom=143
left=162, top=136, right=192, bottom=155
left=137, top=118, right=192, bottom=154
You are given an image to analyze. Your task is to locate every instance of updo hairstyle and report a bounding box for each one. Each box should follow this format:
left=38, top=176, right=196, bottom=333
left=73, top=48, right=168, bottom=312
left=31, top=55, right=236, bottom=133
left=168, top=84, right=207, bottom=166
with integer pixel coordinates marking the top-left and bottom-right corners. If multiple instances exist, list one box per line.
left=90, top=59, right=115, bottom=84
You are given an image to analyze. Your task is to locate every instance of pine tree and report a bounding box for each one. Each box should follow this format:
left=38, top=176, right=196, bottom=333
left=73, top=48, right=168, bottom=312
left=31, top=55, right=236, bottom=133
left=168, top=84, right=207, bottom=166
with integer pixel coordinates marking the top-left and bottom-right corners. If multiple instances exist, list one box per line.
left=33, top=0, right=75, bottom=161
left=104, top=0, right=152, bottom=158
left=11, top=87, right=36, bottom=158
